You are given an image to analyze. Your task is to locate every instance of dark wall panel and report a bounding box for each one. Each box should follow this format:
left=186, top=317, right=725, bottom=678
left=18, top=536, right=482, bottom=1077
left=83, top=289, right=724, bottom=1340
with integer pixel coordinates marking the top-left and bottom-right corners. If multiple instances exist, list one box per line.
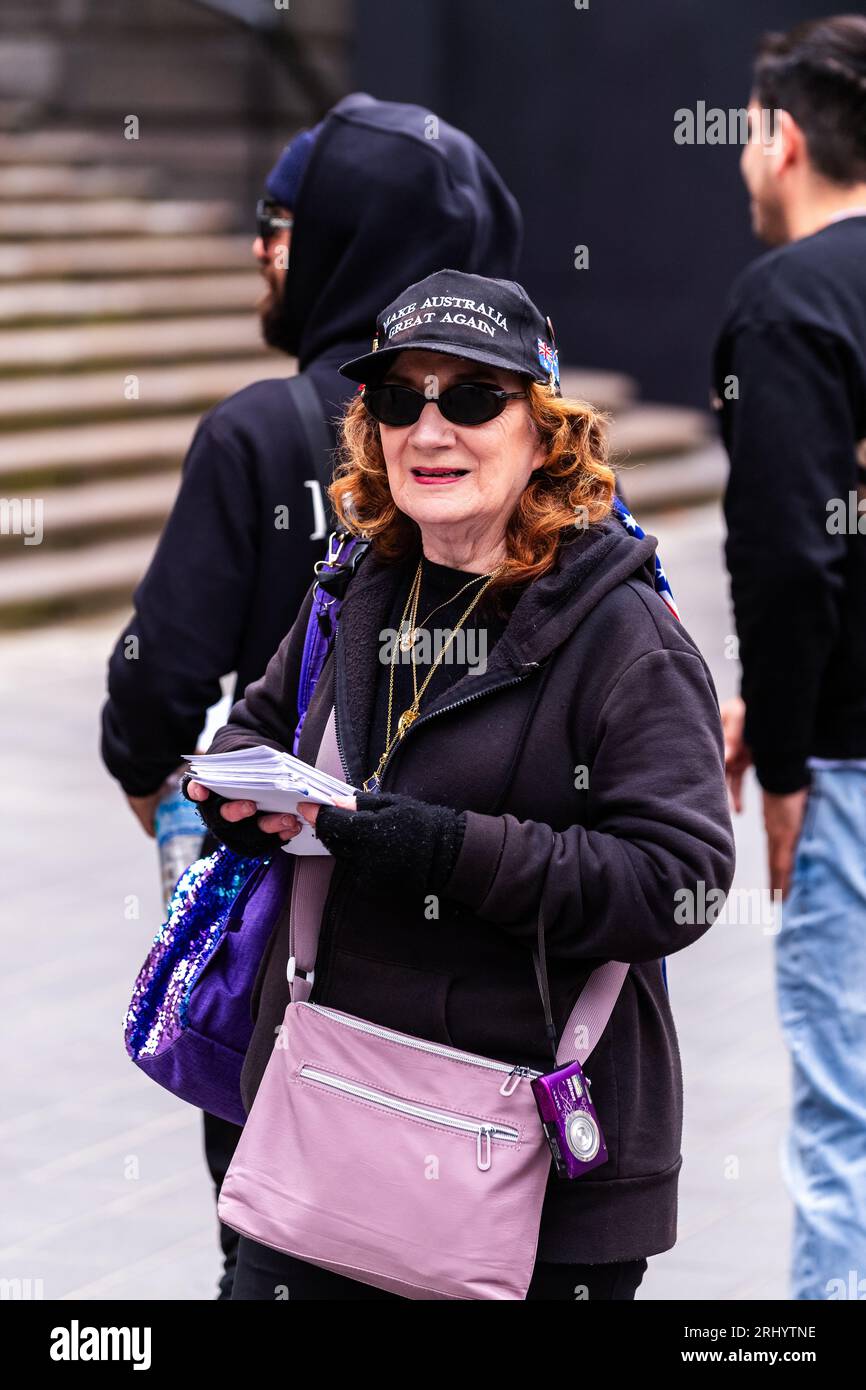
left=355, top=0, right=846, bottom=406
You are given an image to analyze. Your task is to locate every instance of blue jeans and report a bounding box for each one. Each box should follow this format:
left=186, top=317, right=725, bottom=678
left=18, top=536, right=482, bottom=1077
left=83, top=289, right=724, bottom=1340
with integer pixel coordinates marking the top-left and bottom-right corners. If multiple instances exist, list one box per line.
left=776, top=764, right=866, bottom=1300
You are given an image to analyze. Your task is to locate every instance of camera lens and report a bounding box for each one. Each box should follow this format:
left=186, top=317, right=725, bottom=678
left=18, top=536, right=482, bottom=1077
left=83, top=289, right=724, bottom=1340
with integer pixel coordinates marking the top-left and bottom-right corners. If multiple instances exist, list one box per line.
left=565, top=1110, right=600, bottom=1162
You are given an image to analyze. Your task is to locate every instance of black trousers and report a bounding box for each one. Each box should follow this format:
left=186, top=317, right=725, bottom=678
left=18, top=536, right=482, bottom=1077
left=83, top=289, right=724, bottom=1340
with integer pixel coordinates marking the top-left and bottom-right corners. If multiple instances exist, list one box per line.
left=202, top=1110, right=245, bottom=1299
left=231, top=1235, right=648, bottom=1301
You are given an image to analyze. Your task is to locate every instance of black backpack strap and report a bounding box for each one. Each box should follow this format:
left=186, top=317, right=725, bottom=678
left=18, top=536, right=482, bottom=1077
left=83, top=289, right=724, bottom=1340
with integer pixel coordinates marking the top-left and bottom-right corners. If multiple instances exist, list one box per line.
left=286, top=371, right=338, bottom=533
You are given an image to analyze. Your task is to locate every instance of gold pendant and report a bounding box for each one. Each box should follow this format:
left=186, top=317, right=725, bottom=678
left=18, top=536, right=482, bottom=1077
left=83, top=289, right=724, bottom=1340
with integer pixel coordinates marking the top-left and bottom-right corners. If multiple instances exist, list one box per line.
left=396, top=707, right=419, bottom=737
left=398, top=627, right=416, bottom=653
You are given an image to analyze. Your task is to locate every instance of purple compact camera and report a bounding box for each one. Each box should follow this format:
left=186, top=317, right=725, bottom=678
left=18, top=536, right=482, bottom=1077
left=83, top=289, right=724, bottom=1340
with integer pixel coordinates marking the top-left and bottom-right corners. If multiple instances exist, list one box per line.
left=530, top=1057, right=609, bottom=1179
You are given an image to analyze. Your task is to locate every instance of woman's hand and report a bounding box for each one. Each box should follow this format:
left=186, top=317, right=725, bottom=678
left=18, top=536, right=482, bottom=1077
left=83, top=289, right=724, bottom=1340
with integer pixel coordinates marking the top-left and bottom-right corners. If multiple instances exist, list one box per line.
left=185, top=779, right=313, bottom=843
left=295, top=795, right=356, bottom=829
left=295, top=790, right=465, bottom=891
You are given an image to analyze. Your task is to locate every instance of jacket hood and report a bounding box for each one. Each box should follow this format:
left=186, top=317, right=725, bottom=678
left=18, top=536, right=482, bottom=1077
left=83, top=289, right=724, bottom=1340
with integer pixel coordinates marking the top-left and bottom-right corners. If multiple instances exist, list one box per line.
left=345, top=518, right=657, bottom=682
left=503, top=520, right=660, bottom=664
left=282, top=92, right=523, bottom=368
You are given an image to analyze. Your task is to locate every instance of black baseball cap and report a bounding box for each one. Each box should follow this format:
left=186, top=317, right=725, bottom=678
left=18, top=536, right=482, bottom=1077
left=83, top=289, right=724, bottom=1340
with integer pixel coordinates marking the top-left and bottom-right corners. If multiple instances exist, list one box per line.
left=339, top=268, right=561, bottom=394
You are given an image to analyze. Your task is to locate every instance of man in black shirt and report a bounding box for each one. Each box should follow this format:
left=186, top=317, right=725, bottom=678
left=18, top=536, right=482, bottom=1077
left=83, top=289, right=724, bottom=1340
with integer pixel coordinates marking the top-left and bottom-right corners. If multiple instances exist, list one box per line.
left=713, top=16, right=866, bottom=1300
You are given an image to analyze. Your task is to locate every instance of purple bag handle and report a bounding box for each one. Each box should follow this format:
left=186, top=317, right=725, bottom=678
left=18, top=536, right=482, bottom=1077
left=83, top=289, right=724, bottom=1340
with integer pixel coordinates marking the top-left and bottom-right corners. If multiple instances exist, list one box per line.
left=293, top=530, right=363, bottom=755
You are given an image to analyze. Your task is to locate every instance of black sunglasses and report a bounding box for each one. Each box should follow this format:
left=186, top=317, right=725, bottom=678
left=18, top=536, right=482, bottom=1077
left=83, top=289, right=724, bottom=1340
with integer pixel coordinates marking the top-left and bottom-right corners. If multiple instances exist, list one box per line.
left=255, top=198, right=293, bottom=243
left=362, top=382, right=527, bottom=427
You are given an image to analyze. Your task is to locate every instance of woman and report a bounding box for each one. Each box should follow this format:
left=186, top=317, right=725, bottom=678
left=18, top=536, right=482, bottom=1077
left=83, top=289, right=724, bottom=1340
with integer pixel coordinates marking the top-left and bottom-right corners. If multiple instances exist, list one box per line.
left=186, top=269, right=736, bottom=1301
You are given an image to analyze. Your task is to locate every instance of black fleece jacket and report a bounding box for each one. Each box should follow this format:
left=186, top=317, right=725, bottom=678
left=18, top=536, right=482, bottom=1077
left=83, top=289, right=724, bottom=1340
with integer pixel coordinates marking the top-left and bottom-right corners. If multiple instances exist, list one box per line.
left=100, top=92, right=522, bottom=795
left=201, top=520, right=735, bottom=1264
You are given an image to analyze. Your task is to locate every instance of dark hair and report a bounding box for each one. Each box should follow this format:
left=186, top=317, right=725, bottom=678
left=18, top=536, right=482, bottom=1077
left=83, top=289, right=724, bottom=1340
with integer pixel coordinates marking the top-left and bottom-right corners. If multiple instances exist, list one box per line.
left=753, top=15, right=866, bottom=185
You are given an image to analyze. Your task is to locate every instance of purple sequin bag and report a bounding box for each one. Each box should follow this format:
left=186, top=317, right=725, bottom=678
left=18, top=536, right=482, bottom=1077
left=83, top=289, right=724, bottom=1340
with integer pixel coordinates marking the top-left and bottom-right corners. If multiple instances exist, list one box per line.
left=123, top=530, right=367, bottom=1124
left=124, top=848, right=291, bottom=1124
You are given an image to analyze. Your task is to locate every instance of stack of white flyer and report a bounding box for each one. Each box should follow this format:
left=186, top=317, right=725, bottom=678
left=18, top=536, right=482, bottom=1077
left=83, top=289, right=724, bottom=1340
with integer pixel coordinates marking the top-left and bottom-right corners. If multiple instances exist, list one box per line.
left=183, top=745, right=358, bottom=856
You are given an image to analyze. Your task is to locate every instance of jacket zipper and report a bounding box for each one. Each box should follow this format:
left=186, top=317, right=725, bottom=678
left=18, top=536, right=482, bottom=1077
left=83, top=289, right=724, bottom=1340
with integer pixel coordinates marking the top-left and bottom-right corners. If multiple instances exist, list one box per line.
left=371, top=667, right=536, bottom=792
left=297, top=1064, right=520, bottom=1170
left=331, top=607, right=538, bottom=786
left=333, top=705, right=351, bottom=783
left=304, top=1002, right=543, bottom=1092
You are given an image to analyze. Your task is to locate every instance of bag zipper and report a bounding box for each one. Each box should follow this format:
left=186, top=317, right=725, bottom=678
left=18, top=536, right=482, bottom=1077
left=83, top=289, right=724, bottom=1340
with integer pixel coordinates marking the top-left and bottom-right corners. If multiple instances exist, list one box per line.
left=304, top=1002, right=542, bottom=1093
left=298, top=1064, right=519, bottom=1170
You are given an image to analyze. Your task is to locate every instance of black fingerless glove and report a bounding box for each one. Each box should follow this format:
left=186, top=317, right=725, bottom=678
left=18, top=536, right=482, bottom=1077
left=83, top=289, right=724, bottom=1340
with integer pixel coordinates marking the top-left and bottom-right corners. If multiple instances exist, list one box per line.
left=314, top=791, right=466, bottom=892
left=181, top=773, right=274, bottom=859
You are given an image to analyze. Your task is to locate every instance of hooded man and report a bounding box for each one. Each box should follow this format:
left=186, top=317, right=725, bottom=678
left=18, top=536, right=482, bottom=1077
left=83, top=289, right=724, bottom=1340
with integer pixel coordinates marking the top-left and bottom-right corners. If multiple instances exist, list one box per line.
left=100, top=91, right=521, bottom=1297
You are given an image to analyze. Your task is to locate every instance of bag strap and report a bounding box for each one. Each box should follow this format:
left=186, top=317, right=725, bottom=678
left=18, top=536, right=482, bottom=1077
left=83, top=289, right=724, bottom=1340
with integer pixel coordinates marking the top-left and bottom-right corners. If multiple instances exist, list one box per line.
left=291, top=707, right=629, bottom=1064
left=551, top=956, right=629, bottom=1069
left=286, top=706, right=342, bottom=1002
left=293, top=529, right=368, bottom=755
left=286, top=372, right=337, bottom=533
left=531, top=845, right=628, bottom=1069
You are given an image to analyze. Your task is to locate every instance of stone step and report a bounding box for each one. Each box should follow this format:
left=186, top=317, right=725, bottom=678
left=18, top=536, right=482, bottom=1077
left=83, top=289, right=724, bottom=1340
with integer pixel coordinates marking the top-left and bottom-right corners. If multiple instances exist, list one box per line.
left=0, top=100, right=35, bottom=132
left=0, top=357, right=282, bottom=428
left=0, top=198, right=236, bottom=239
left=2, top=0, right=262, bottom=29
left=0, top=164, right=157, bottom=200
left=0, top=129, right=252, bottom=169
left=0, top=415, right=198, bottom=481
left=607, top=403, right=710, bottom=459
left=30, top=473, right=180, bottom=537
left=42, top=47, right=330, bottom=127
left=0, top=534, right=159, bottom=616
left=560, top=367, right=635, bottom=412
left=3, top=0, right=351, bottom=36
left=0, top=271, right=259, bottom=323
left=0, top=314, right=268, bottom=370
left=0, top=235, right=251, bottom=280
left=618, top=443, right=727, bottom=514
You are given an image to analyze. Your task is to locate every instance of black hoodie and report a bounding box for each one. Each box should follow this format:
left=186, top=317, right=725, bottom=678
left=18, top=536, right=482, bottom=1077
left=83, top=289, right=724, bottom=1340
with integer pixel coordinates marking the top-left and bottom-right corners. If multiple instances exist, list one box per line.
left=100, top=93, right=522, bottom=795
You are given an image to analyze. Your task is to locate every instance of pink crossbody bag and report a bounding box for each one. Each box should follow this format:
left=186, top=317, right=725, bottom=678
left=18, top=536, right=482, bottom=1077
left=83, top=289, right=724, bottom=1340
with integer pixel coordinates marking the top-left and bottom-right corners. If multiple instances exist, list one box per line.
left=218, top=709, right=629, bottom=1300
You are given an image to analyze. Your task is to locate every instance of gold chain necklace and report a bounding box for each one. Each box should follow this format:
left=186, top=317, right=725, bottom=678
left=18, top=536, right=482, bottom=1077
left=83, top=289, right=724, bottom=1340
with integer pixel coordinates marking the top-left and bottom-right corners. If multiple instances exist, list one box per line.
left=362, top=555, right=505, bottom=792
left=397, top=567, right=492, bottom=654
